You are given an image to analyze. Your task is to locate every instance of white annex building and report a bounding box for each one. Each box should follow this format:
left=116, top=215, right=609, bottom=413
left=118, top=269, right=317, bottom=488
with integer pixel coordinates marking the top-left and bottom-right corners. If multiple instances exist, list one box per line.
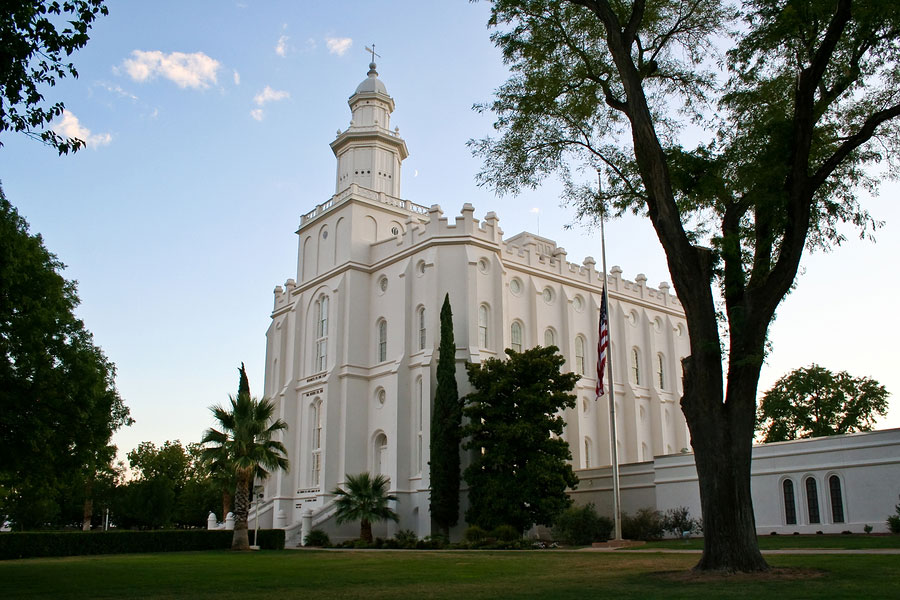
left=252, top=63, right=900, bottom=544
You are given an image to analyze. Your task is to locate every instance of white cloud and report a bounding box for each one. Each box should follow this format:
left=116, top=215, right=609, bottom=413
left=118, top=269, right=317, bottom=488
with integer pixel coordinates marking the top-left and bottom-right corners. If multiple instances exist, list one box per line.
left=99, top=82, right=138, bottom=101
left=233, top=70, right=240, bottom=85
left=250, top=108, right=264, bottom=121
left=122, top=50, right=220, bottom=89
left=254, top=85, right=290, bottom=106
left=275, top=35, right=289, bottom=57
left=304, top=38, right=317, bottom=52
left=53, top=110, right=112, bottom=148
left=326, top=37, right=353, bottom=56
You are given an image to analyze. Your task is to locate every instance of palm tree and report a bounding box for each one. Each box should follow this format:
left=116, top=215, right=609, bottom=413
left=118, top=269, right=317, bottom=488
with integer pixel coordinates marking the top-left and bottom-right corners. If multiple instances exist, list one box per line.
left=332, top=472, right=398, bottom=543
left=201, top=393, right=288, bottom=550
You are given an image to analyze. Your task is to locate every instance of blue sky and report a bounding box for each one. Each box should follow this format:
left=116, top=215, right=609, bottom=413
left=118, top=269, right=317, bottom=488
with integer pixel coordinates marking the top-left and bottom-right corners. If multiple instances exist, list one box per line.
left=2, top=1, right=898, bottom=463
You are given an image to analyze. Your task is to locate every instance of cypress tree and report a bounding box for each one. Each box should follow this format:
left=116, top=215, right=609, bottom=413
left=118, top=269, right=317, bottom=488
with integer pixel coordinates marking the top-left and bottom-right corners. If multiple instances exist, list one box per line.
left=237, top=362, right=250, bottom=398
left=429, top=293, right=461, bottom=537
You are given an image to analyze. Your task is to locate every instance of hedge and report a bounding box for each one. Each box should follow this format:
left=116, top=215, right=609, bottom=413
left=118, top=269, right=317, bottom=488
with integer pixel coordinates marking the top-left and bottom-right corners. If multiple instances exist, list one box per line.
left=0, top=528, right=285, bottom=560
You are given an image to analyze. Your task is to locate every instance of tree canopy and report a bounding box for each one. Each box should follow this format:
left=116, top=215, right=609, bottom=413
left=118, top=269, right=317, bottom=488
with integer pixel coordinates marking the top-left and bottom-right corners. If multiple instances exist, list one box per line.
left=201, top=393, right=288, bottom=550
left=757, top=364, right=889, bottom=442
left=463, top=345, right=579, bottom=533
left=1, top=1, right=109, bottom=153
left=473, top=0, right=900, bottom=572
left=0, top=187, right=131, bottom=529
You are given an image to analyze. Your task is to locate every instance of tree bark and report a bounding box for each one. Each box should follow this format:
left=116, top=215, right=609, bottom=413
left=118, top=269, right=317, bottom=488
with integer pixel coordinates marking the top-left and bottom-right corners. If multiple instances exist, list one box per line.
left=361, top=519, right=373, bottom=543
left=231, top=472, right=251, bottom=550
left=82, top=475, right=94, bottom=531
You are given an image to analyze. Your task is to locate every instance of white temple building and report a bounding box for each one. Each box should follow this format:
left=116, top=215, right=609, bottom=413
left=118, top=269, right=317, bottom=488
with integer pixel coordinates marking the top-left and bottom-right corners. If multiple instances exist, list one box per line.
left=252, top=63, right=900, bottom=544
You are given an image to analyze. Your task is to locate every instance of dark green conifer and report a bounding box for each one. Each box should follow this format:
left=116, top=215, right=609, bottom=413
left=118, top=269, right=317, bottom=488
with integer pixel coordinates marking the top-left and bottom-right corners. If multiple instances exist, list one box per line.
left=429, top=293, right=461, bottom=536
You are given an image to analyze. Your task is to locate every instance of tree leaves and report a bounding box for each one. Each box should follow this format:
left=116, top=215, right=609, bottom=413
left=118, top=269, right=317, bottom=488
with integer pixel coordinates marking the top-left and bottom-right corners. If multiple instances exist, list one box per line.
left=0, top=1, right=108, bottom=153
left=757, top=363, right=890, bottom=442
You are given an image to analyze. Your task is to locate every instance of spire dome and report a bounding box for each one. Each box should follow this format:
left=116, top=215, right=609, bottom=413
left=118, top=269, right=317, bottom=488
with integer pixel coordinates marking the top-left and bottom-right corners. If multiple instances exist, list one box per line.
left=354, top=61, right=388, bottom=96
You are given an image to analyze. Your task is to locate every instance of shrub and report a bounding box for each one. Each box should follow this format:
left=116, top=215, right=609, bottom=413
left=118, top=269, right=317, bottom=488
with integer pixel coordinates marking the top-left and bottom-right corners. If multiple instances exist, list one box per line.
left=463, top=525, right=489, bottom=543
left=888, top=495, right=900, bottom=534
left=552, top=504, right=613, bottom=545
left=864, top=524, right=873, bottom=534
left=490, top=525, right=520, bottom=542
left=661, top=506, right=698, bottom=538
left=303, top=529, right=331, bottom=547
left=393, top=529, right=418, bottom=549
left=0, top=529, right=287, bottom=560
left=621, top=508, right=664, bottom=541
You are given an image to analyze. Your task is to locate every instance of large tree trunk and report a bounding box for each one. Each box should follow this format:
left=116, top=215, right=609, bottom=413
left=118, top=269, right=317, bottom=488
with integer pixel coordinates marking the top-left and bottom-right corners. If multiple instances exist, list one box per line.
left=82, top=475, right=94, bottom=531
left=361, top=519, right=373, bottom=543
left=221, top=490, right=232, bottom=522
left=231, top=472, right=251, bottom=550
left=681, top=353, right=768, bottom=572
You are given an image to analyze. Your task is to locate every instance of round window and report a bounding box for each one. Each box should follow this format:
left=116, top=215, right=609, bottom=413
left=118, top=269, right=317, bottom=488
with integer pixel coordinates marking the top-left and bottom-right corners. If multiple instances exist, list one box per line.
left=391, top=226, right=400, bottom=236
left=378, top=276, right=388, bottom=293
left=573, top=295, right=584, bottom=312
left=478, top=258, right=489, bottom=273
left=542, top=287, right=554, bottom=304
left=510, top=278, right=522, bottom=296
left=416, top=260, right=426, bottom=276
left=376, top=388, right=386, bottom=407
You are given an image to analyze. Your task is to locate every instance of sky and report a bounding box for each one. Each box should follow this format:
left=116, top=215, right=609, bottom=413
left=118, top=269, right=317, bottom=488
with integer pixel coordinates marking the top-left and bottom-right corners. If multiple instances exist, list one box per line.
left=2, top=1, right=898, bottom=464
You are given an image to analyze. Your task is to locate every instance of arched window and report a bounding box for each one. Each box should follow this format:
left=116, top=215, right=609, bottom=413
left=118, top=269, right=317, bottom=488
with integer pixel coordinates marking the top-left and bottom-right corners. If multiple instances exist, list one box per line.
left=374, top=433, right=388, bottom=477
left=575, top=336, right=586, bottom=375
left=417, top=306, right=426, bottom=351
left=311, top=400, right=323, bottom=487
left=315, top=296, right=329, bottom=372
left=583, top=437, right=592, bottom=469
left=806, top=477, right=820, bottom=524
left=631, top=348, right=641, bottom=385
left=829, top=475, right=845, bottom=523
left=478, top=304, right=489, bottom=348
left=511, top=321, right=523, bottom=352
left=783, top=479, right=797, bottom=525
left=656, top=353, right=665, bottom=389
left=377, top=319, right=387, bottom=362
left=544, top=328, right=555, bottom=348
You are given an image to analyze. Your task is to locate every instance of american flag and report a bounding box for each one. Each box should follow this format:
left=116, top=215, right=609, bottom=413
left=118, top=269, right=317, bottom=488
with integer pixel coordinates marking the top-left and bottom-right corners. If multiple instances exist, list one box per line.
left=597, top=292, right=609, bottom=397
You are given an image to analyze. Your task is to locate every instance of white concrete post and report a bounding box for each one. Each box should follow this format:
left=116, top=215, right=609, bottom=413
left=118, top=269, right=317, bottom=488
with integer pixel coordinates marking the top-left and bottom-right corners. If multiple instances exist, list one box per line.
left=225, top=512, right=235, bottom=530
left=300, top=508, right=313, bottom=546
left=207, top=512, right=217, bottom=530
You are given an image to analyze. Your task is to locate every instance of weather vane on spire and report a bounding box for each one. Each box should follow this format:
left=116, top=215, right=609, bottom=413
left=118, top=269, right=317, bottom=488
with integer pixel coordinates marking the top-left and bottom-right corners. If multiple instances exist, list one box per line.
left=365, top=44, right=381, bottom=63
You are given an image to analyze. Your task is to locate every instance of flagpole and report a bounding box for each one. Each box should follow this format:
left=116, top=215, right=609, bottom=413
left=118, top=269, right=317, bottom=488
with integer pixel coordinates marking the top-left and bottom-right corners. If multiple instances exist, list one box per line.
left=598, top=170, right=623, bottom=541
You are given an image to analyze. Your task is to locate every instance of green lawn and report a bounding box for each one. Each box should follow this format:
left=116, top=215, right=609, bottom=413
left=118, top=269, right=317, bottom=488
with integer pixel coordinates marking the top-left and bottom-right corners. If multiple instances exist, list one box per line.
left=3, top=549, right=899, bottom=599
left=641, top=533, right=900, bottom=551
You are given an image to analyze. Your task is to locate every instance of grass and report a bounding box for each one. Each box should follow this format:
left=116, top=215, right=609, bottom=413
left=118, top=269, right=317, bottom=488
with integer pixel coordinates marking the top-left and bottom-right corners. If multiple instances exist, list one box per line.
left=641, top=533, right=900, bottom=551
left=3, top=549, right=900, bottom=599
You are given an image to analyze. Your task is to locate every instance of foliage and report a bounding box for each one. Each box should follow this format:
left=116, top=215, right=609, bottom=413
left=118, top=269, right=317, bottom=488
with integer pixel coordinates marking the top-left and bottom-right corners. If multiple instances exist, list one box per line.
left=463, top=345, right=579, bottom=533
left=757, top=364, right=889, bottom=442
left=0, top=188, right=132, bottom=530
left=661, top=506, right=699, bottom=537
left=490, top=524, right=521, bottom=541
left=474, top=0, right=900, bottom=572
left=331, top=472, right=399, bottom=543
left=114, top=440, right=218, bottom=529
left=622, top=508, right=665, bottom=541
left=464, top=525, right=489, bottom=543
left=0, top=528, right=287, bottom=560
left=888, top=496, right=900, bottom=534
left=393, top=529, right=419, bottom=548
left=0, top=1, right=108, bottom=153
left=430, top=293, right=463, bottom=536
left=201, top=393, right=288, bottom=550
left=552, top=503, right=613, bottom=545
left=303, top=528, right=331, bottom=547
